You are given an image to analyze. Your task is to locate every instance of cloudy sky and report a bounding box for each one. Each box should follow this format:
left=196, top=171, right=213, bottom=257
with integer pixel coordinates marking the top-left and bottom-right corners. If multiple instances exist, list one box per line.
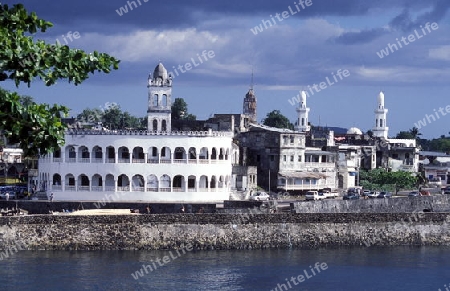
left=3, top=0, right=450, bottom=138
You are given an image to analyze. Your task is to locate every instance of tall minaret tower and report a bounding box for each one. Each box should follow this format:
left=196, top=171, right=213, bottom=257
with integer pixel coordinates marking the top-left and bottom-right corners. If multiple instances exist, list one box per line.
left=147, top=63, right=172, bottom=132
left=372, top=91, right=389, bottom=138
left=295, top=91, right=310, bottom=132
left=243, top=71, right=257, bottom=123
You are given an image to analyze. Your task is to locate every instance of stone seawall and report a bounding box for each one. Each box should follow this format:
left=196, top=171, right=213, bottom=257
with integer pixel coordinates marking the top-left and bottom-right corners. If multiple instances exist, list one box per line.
left=291, top=196, right=450, bottom=213
left=0, top=213, right=449, bottom=250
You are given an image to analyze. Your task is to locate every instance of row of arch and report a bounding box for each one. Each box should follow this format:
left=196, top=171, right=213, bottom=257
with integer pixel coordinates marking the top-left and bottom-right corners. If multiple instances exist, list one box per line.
left=50, top=173, right=231, bottom=192
left=52, top=146, right=232, bottom=163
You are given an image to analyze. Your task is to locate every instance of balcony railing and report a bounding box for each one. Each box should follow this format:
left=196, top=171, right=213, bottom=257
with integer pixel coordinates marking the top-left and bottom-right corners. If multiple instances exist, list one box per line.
left=92, top=158, right=103, bottom=163
left=65, top=185, right=76, bottom=191
left=91, top=186, right=103, bottom=192
left=52, top=185, right=62, bottom=191
left=78, top=158, right=90, bottom=163
left=132, top=159, right=145, bottom=163
left=117, top=186, right=130, bottom=191
left=78, top=186, right=90, bottom=191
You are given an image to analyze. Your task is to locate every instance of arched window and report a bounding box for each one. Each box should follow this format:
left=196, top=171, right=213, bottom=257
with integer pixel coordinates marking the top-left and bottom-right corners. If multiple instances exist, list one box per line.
left=162, top=94, right=168, bottom=106
left=153, top=94, right=159, bottom=106
left=162, top=120, right=167, bottom=131
left=153, top=119, right=158, bottom=131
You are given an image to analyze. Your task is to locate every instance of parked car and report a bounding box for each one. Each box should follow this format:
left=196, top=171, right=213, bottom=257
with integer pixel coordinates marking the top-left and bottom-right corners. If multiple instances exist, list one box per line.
left=305, top=191, right=326, bottom=201
left=343, top=193, right=360, bottom=200
left=321, top=190, right=339, bottom=199
left=367, top=191, right=380, bottom=198
left=0, top=192, right=16, bottom=200
left=362, top=190, right=371, bottom=197
left=408, top=191, right=420, bottom=197
left=442, top=186, right=450, bottom=194
left=377, top=191, right=392, bottom=198
left=420, top=190, right=431, bottom=196
left=249, top=191, right=270, bottom=201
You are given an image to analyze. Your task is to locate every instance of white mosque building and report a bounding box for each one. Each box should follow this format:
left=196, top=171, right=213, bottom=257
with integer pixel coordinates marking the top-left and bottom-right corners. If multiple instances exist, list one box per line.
left=38, top=63, right=234, bottom=202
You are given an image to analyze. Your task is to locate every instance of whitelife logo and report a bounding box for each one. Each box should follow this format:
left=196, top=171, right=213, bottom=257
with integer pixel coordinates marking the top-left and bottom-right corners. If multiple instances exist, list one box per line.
left=376, top=22, right=439, bottom=59
left=250, top=0, right=313, bottom=35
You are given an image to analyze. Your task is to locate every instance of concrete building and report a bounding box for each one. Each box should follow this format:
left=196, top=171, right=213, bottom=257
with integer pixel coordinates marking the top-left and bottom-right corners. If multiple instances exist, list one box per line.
left=236, top=124, right=337, bottom=194
left=38, top=63, right=234, bottom=202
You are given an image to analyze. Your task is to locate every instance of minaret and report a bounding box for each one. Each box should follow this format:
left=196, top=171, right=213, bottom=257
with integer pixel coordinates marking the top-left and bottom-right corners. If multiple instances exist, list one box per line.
left=295, top=91, right=310, bottom=132
left=147, top=63, right=172, bottom=132
left=243, top=71, right=257, bottom=123
left=372, top=91, right=389, bottom=138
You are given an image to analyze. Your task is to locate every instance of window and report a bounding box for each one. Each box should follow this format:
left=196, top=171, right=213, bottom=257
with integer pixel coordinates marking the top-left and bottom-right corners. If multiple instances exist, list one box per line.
left=270, top=155, right=275, bottom=162
left=290, top=155, right=294, bottom=162
left=290, top=136, right=294, bottom=144
left=283, top=155, right=287, bottom=162
left=153, top=94, right=159, bottom=106
left=298, top=155, right=302, bottom=162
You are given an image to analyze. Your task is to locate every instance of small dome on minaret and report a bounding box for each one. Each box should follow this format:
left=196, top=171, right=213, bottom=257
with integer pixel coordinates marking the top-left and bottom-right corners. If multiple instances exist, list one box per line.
left=153, top=63, right=168, bottom=81
left=377, top=91, right=385, bottom=108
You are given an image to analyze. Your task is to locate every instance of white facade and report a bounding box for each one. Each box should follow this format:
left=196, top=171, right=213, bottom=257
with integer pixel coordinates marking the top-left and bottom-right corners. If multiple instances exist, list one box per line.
left=38, top=63, right=234, bottom=203
left=39, top=130, right=233, bottom=202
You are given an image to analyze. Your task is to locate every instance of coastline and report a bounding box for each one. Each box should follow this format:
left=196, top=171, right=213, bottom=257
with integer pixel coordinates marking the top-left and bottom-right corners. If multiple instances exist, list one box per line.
left=0, top=213, right=449, bottom=251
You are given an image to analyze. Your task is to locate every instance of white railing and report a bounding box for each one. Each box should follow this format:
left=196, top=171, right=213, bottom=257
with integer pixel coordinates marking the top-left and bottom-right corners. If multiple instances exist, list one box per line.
left=106, top=158, right=115, bottom=163
left=132, top=159, right=145, bottom=163
left=146, top=188, right=158, bottom=192
left=132, top=186, right=145, bottom=192
left=91, top=186, right=103, bottom=192
left=160, top=159, right=171, bottom=164
left=173, top=159, right=187, bottom=164
left=78, top=158, right=90, bottom=163
left=117, top=186, right=130, bottom=191
left=66, top=158, right=76, bottom=163
left=66, top=129, right=233, bottom=137
left=78, top=186, right=90, bottom=191
left=159, top=187, right=171, bottom=192
left=52, top=185, right=62, bottom=191
left=118, top=159, right=129, bottom=163
left=92, top=158, right=103, bottom=163
left=65, top=185, right=76, bottom=191
left=147, top=159, right=159, bottom=164
left=105, top=186, right=115, bottom=191
left=53, top=158, right=62, bottom=162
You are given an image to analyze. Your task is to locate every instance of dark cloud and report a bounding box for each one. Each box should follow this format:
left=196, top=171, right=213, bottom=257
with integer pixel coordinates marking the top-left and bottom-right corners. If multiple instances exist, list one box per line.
left=5, top=0, right=447, bottom=33
left=389, top=0, right=450, bottom=32
left=331, top=28, right=388, bottom=45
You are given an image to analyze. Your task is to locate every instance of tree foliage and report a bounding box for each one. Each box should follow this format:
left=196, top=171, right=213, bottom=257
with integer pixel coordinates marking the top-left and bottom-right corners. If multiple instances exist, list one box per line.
left=171, top=98, right=196, bottom=121
left=0, top=3, right=119, bottom=156
left=359, top=169, right=418, bottom=194
left=76, top=104, right=145, bottom=130
left=262, top=110, right=294, bottom=130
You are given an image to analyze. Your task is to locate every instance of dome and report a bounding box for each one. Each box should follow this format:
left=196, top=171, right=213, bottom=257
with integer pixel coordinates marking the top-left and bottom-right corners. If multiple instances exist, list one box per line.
left=301, top=91, right=307, bottom=103
left=377, top=91, right=384, bottom=106
left=153, top=63, right=168, bottom=81
left=347, top=127, right=362, bottom=135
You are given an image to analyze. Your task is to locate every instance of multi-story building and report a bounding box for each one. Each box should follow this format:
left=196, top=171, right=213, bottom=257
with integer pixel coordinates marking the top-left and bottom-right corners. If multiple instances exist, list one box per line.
left=38, top=63, right=233, bottom=202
